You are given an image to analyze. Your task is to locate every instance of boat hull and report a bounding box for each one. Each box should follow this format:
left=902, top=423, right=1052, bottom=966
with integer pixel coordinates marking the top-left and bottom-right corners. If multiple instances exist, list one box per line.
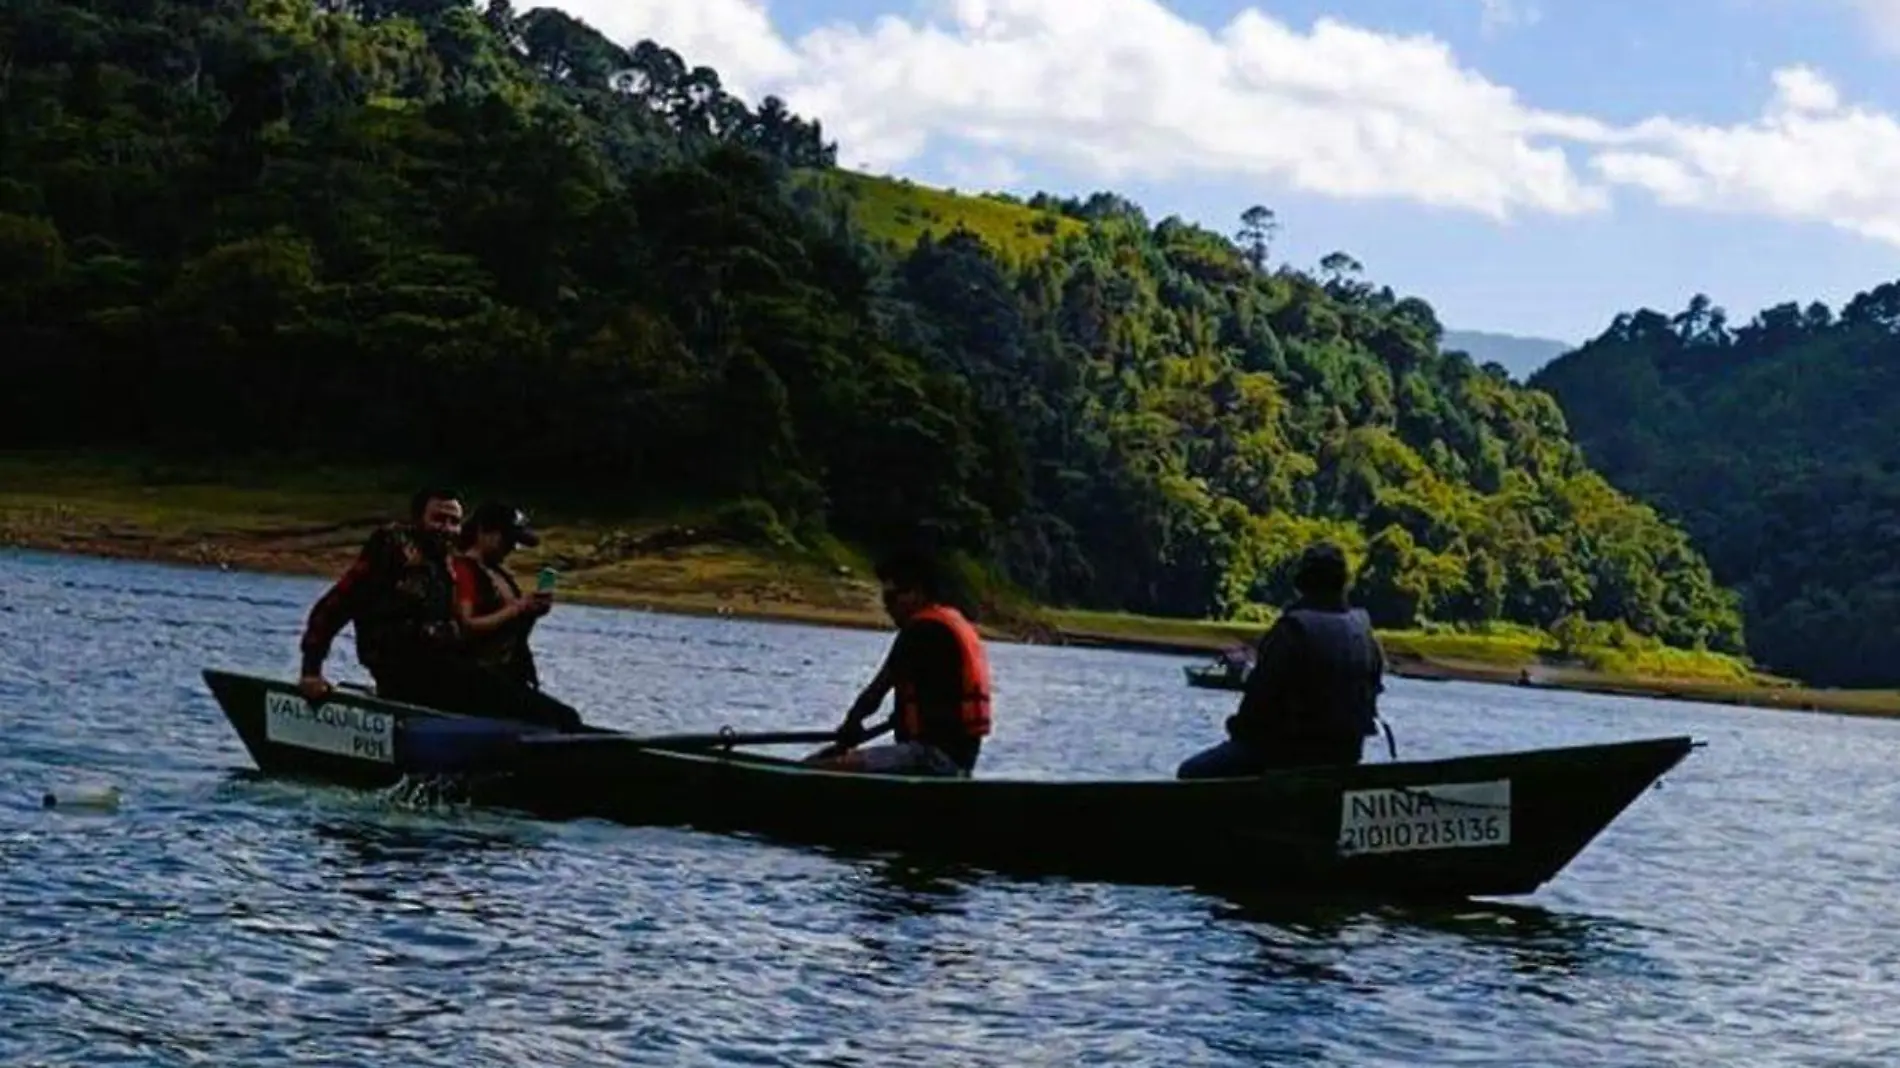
left=503, top=734, right=1689, bottom=898
left=202, top=668, right=563, bottom=789
left=1184, top=664, right=1247, bottom=690
left=203, top=668, right=1696, bottom=900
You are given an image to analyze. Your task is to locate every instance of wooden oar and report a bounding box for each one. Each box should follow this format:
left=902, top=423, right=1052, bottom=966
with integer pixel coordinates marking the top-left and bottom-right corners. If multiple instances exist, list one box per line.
left=630, top=720, right=897, bottom=755
left=520, top=723, right=895, bottom=754
left=620, top=727, right=855, bottom=751
left=806, top=718, right=896, bottom=761
left=324, top=677, right=884, bottom=755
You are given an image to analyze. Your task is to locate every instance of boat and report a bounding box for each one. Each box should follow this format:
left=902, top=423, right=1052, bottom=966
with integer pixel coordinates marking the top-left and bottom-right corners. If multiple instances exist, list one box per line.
left=202, top=667, right=1699, bottom=901
left=1184, top=647, right=1254, bottom=690
left=1183, top=661, right=1248, bottom=690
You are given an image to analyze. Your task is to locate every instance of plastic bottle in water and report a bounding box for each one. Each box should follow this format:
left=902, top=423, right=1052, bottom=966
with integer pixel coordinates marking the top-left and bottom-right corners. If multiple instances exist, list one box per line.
left=42, top=784, right=122, bottom=812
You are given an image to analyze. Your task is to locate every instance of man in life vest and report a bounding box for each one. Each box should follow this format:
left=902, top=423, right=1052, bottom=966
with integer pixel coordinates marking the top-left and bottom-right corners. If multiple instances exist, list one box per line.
left=299, top=488, right=466, bottom=704
left=1177, top=541, right=1385, bottom=778
left=809, top=549, right=993, bottom=777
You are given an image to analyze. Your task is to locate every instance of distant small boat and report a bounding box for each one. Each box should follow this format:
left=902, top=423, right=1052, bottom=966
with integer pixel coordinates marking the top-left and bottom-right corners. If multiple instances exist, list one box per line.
left=201, top=668, right=1702, bottom=901
left=1185, top=646, right=1253, bottom=690
left=1183, top=662, right=1248, bottom=690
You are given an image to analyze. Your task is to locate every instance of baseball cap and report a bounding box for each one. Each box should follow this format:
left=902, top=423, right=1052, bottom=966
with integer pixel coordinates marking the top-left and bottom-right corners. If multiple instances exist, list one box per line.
left=467, top=501, right=541, bottom=547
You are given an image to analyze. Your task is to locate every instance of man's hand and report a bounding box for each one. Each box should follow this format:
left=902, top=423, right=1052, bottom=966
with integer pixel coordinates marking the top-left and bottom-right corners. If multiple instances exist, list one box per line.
left=298, top=674, right=333, bottom=701
left=846, top=685, right=885, bottom=725
left=507, top=592, right=552, bottom=619
left=834, top=715, right=867, bottom=749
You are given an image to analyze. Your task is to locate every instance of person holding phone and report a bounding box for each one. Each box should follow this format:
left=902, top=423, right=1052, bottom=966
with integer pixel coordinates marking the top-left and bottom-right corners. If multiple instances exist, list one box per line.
left=441, top=501, right=584, bottom=731
left=452, top=502, right=555, bottom=689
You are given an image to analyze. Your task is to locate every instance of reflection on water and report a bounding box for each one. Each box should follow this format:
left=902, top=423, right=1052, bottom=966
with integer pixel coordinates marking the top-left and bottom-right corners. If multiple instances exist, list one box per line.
left=5, top=549, right=1900, bottom=1066
left=833, top=854, right=987, bottom=929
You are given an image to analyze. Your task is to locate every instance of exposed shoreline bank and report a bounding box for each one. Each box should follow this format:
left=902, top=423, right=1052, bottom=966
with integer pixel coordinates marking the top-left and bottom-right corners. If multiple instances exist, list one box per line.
left=3, top=454, right=1896, bottom=719
left=5, top=524, right=1895, bottom=720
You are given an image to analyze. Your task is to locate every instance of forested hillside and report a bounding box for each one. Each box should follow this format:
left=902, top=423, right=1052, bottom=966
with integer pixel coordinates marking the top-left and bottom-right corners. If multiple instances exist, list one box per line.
left=0, top=0, right=1744, bottom=657
left=1532, top=291, right=1900, bottom=686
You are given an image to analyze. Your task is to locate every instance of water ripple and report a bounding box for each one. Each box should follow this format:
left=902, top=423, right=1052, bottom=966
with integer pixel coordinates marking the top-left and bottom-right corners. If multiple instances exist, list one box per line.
left=4, top=548, right=1900, bottom=1065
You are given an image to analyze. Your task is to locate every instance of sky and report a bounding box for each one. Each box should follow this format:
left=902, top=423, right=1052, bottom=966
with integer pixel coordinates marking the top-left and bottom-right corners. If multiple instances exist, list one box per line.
left=547, top=0, right=1900, bottom=344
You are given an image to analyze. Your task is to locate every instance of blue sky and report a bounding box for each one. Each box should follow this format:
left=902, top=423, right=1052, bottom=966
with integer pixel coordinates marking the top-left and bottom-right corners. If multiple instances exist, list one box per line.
left=566, top=0, right=1900, bottom=343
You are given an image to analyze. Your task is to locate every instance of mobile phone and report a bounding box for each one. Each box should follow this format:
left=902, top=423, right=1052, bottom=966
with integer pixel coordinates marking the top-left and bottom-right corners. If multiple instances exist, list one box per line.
left=536, top=567, right=558, bottom=593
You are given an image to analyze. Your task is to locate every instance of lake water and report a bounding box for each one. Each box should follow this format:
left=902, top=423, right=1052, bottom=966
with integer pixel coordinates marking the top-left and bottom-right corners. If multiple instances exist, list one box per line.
left=2, top=548, right=1897, bottom=1066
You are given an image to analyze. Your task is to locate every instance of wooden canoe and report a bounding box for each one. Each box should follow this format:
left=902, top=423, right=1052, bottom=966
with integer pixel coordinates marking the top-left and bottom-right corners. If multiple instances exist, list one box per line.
left=202, top=668, right=1698, bottom=901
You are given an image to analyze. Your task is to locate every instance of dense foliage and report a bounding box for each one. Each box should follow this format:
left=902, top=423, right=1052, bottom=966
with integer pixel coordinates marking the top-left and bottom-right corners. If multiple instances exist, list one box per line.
left=1532, top=290, right=1900, bottom=686
left=0, top=0, right=1743, bottom=653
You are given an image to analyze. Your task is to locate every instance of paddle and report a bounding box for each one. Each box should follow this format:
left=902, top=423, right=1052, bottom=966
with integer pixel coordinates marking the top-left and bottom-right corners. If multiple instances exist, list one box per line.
left=517, top=721, right=896, bottom=754
left=320, top=677, right=893, bottom=755
left=616, top=727, right=866, bottom=751
left=806, top=717, right=897, bottom=761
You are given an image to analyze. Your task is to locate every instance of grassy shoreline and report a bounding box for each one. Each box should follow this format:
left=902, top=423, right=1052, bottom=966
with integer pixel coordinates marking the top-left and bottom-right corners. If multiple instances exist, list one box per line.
left=5, top=451, right=1898, bottom=718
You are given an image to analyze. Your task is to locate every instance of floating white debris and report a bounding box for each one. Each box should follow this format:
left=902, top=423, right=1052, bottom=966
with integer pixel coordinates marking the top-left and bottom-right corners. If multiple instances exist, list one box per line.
left=42, top=783, right=122, bottom=812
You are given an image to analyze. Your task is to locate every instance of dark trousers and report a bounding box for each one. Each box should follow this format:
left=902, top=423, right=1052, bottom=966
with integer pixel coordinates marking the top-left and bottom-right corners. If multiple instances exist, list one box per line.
left=370, top=655, right=582, bottom=732
left=1176, top=733, right=1364, bottom=780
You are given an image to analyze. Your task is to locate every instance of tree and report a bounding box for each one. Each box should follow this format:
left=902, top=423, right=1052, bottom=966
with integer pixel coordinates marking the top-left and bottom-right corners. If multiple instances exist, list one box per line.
left=1235, top=205, right=1278, bottom=271
left=1319, top=250, right=1362, bottom=286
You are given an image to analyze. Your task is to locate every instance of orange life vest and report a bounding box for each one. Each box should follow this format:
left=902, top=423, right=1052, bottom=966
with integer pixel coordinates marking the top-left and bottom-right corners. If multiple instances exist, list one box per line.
left=895, top=604, right=993, bottom=742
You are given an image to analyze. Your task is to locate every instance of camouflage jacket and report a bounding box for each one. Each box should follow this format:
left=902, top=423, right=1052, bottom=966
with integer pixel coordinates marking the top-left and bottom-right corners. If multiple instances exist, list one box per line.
left=299, top=523, right=459, bottom=675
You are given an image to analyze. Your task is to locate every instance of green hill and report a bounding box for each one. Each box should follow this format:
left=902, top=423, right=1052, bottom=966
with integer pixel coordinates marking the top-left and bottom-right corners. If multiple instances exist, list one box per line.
left=1531, top=290, right=1900, bottom=688
left=796, top=170, right=1085, bottom=264
left=0, top=0, right=1749, bottom=682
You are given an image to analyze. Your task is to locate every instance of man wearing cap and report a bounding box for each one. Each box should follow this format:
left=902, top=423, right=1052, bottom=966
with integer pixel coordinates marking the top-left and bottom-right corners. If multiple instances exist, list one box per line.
left=1177, top=541, right=1386, bottom=778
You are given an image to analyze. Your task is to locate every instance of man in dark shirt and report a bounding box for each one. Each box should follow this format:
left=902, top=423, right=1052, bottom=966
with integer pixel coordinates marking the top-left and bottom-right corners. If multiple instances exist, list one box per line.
left=299, top=488, right=465, bottom=703
left=809, top=549, right=993, bottom=777
left=1177, top=542, right=1385, bottom=778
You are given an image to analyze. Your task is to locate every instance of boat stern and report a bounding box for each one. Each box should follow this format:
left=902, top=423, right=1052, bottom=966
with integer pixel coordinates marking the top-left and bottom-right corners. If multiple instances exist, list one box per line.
left=201, top=668, right=542, bottom=786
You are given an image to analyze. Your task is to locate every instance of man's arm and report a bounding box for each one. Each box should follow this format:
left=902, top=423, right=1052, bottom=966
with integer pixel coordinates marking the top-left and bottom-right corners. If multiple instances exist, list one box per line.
left=451, top=557, right=532, bottom=636
left=841, top=622, right=960, bottom=736
left=298, top=530, right=389, bottom=688
left=843, top=638, right=906, bottom=726
left=1369, top=623, right=1387, bottom=694
left=1227, top=615, right=1299, bottom=738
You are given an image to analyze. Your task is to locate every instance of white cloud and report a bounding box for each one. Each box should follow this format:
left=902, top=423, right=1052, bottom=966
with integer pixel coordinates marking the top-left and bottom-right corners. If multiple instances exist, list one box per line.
left=1591, top=66, right=1900, bottom=244
left=556, top=0, right=1900, bottom=248
left=569, top=0, right=798, bottom=99
left=571, top=0, right=1603, bottom=219
left=1768, top=66, right=1840, bottom=113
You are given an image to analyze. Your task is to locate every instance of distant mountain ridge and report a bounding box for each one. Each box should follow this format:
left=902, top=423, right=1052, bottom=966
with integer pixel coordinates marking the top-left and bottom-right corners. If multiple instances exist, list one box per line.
left=1441, top=329, right=1574, bottom=381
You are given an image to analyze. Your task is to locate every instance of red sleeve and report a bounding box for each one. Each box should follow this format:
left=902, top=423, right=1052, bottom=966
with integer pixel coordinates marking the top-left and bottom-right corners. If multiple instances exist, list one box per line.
left=451, top=557, right=478, bottom=613
left=298, top=529, right=388, bottom=676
